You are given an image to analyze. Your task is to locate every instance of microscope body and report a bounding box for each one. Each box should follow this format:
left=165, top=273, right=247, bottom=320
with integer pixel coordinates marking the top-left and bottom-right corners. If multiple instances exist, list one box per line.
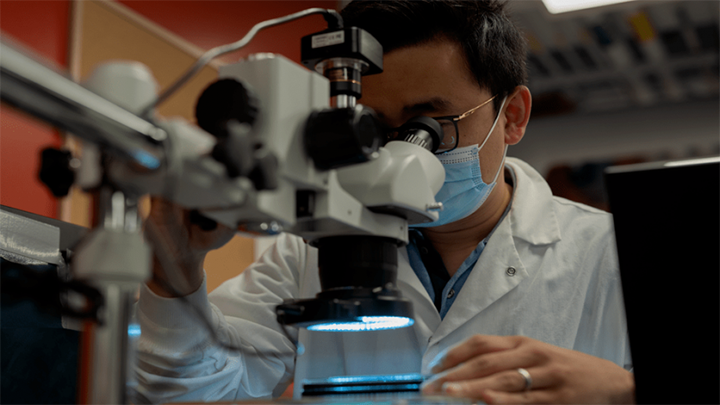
left=202, top=53, right=444, bottom=244
left=195, top=52, right=445, bottom=331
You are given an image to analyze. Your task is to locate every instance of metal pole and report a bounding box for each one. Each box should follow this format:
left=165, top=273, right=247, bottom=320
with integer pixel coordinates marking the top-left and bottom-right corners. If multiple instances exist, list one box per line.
left=74, top=188, right=150, bottom=404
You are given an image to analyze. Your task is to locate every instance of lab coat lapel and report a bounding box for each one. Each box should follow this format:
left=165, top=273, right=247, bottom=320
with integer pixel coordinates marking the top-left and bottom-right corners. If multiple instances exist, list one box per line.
left=429, top=215, right=528, bottom=345
left=427, top=159, right=562, bottom=344
left=400, top=159, right=562, bottom=346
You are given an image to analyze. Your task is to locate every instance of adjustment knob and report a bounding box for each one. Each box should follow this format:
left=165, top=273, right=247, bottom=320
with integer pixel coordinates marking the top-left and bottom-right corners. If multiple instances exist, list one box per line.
left=196, top=79, right=260, bottom=179
left=304, top=104, right=382, bottom=171
left=195, top=78, right=258, bottom=138
left=38, top=148, right=76, bottom=197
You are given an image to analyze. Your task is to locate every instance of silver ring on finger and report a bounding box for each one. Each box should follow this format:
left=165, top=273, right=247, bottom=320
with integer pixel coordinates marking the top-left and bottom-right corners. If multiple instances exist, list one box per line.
left=517, top=367, right=532, bottom=391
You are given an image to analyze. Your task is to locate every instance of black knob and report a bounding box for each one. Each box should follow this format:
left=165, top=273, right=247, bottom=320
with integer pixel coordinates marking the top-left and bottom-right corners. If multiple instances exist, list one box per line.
left=304, top=104, right=382, bottom=171
left=209, top=120, right=255, bottom=179
left=196, top=79, right=261, bottom=181
left=195, top=78, right=258, bottom=139
left=38, top=148, right=75, bottom=197
left=247, top=148, right=279, bottom=191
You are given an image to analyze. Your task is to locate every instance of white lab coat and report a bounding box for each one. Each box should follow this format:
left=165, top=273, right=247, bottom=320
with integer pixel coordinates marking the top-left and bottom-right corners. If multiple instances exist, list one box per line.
left=135, top=157, right=631, bottom=402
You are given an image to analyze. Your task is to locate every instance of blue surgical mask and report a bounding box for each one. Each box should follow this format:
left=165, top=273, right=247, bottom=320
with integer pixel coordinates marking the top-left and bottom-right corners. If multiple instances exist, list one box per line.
left=412, top=97, right=508, bottom=228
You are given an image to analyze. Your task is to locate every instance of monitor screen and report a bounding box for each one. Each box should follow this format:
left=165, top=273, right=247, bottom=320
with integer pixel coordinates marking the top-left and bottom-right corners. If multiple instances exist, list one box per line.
left=605, top=157, right=720, bottom=405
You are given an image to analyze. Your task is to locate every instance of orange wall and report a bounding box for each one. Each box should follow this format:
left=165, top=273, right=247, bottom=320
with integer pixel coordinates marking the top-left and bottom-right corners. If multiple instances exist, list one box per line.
left=1, top=0, right=337, bottom=219
left=0, top=1, right=70, bottom=218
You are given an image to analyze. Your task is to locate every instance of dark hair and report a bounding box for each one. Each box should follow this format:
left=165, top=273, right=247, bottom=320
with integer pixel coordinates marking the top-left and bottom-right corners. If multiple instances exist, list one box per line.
left=341, top=0, right=527, bottom=112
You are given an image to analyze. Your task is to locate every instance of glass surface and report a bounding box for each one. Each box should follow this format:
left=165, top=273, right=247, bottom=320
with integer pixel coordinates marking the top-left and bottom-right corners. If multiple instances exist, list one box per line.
left=232, top=395, right=477, bottom=404
left=435, top=118, right=458, bottom=152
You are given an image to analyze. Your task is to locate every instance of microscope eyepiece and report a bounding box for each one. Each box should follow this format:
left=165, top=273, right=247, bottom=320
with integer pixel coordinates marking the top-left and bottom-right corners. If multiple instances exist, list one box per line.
left=390, top=116, right=443, bottom=153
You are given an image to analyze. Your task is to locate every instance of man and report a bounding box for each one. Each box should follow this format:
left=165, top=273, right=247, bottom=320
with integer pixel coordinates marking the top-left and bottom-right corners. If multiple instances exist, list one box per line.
left=137, top=1, right=635, bottom=403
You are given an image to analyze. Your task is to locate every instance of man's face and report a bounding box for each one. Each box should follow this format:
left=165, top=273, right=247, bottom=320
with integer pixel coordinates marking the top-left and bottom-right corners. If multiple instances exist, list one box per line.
left=361, top=37, right=508, bottom=184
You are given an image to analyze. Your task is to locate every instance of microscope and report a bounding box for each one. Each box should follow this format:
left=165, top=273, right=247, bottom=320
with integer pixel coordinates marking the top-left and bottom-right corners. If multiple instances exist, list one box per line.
left=0, top=7, right=445, bottom=403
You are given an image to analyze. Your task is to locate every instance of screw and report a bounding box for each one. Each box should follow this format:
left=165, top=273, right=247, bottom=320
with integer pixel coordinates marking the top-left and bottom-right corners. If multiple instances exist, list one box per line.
left=426, top=202, right=444, bottom=211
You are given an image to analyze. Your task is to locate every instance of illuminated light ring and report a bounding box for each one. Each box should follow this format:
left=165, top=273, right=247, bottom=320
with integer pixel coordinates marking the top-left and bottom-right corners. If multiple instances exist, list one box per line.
left=306, top=316, right=414, bottom=332
left=320, top=373, right=425, bottom=384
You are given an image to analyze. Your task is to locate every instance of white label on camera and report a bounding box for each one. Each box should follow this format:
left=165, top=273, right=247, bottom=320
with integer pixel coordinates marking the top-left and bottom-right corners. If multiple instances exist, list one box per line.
left=312, top=31, right=345, bottom=48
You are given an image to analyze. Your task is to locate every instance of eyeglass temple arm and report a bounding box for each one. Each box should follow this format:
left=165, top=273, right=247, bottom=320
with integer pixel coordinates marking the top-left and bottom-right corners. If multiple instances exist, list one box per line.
left=456, top=94, right=497, bottom=120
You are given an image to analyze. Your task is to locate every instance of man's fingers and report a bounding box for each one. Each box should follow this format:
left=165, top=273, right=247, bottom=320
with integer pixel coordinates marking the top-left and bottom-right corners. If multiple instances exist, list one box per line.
left=443, top=367, right=557, bottom=396
left=422, top=347, right=535, bottom=394
left=429, top=335, right=523, bottom=373
left=424, top=363, right=557, bottom=397
left=147, top=197, right=185, bottom=229
left=148, top=196, right=235, bottom=252
left=422, top=335, right=636, bottom=403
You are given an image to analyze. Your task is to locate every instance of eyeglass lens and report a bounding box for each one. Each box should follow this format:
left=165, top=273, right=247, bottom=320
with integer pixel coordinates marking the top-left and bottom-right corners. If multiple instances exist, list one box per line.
left=435, top=118, right=457, bottom=152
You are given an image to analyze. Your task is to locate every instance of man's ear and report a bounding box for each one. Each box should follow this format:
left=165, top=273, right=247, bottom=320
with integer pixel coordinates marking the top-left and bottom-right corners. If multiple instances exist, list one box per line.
left=503, top=85, right=532, bottom=145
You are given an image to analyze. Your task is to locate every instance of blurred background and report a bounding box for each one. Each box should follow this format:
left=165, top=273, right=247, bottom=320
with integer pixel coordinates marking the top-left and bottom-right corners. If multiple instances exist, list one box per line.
left=1, top=0, right=718, bottom=282
left=506, top=0, right=719, bottom=211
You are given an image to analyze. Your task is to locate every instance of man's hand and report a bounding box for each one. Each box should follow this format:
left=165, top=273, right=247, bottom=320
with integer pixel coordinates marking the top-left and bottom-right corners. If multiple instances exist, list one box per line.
left=145, top=197, right=235, bottom=297
left=421, top=335, right=635, bottom=404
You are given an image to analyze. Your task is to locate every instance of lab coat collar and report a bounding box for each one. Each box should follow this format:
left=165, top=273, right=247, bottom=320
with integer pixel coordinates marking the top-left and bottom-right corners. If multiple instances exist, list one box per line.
left=505, top=158, right=562, bottom=246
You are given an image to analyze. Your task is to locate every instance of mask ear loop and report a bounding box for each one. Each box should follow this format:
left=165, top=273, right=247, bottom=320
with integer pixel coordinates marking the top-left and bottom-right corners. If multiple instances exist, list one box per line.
left=491, top=144, right=510, bottom=184
left=483, top=96, right=509, bottom=185
left=477, top=96, right=508, bottom=152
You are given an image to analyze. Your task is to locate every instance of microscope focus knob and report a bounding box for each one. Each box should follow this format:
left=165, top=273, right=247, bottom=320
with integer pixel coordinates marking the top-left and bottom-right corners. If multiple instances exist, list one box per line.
left=304, top=104, right=382, bottom=171
left=39, top=148, right=76, bottom=197
left=196, top=79, right=261, bottom=180
left=195, top=78, right=258, bottom=138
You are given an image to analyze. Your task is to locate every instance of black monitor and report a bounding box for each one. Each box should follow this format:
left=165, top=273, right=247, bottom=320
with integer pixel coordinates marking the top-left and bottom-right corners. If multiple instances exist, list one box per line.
left=605, top=157, right=720, bottom=405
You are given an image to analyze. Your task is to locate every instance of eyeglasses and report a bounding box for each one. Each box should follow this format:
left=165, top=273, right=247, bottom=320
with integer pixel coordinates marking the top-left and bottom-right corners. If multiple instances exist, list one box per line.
left=384, top=95, right=497, bottom=154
